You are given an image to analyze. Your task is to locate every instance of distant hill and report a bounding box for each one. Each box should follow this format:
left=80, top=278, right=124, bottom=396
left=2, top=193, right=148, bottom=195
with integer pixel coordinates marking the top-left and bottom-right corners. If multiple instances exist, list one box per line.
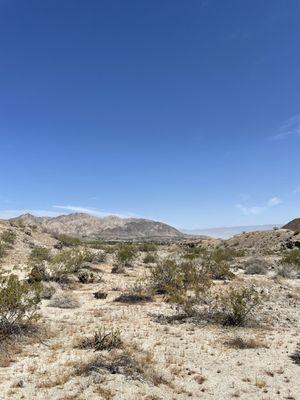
left=9, top=213, right=184, bottom=240
left=282, top=218, right=300, bottom=233
left=182, top=224, right=279, bottom=239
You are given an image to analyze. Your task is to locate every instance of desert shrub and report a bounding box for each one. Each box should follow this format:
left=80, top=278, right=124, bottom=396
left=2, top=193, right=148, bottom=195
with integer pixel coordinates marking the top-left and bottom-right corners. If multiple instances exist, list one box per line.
left=281, top=249, right=300, bottom=268
left=116, top=244, right=137, bottom=266
left=0, top=275, right=41, bottom=334
left=114, top=293, right=152, bottom=303
left=77, top=270, right=95, bottom=284
left=276, top=263, right=299, bottom=279
left=182, top=246, right=207, bottom=260
left=244, top=258, right=269, bottom=275
left=111, top=264, right=125, bottom=274
left=203, top=257, right=234, bottom=280
left=93, top=290, right=108, bottom=299
left=79, top=327, right=122, bottom=351
left=214, top=286, right=264, bottom=326
left=92, top=251, right=106, bottom=263
left=149, top=259, right=211, bottom=315
left=55, top=234, right=81, bottom=247
left=29, top=246, right=51, bottom=265
left=48, top=292, right=80, bottom=308
left=0, top=230, right=16, bottom=245
left=28, top=264, right=50, bottom=283
left=143, top=254, right=157, bottom=264
left=137, top=243, right=157, bottom=252
left=224, top=336, right=268, bottom=349
left=0, top=243, right=8, bottom=261
left=210, top=248, right=244, bottom=262
left=49, top=249, right=91, bottom=281
left=39, top=283, right=56, bottom=299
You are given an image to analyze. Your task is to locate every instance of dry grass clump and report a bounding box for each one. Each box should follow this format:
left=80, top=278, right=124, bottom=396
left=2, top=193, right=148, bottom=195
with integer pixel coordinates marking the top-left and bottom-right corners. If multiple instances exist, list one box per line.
left=48, top=292, right=80, bottom=309
left=77, top=327, right=122, bottom=351
left=76, top=347, right=164, bottom=385
left=114, top=282, right=153, bottom=304
left=224, top=335, right=269, bottom=349
left=290, top=343, right=300, bottom=365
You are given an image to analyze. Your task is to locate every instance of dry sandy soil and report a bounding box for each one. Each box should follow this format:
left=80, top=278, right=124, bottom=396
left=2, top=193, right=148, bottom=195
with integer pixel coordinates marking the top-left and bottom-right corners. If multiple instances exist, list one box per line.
left=0, top=221, right=299, bottom=400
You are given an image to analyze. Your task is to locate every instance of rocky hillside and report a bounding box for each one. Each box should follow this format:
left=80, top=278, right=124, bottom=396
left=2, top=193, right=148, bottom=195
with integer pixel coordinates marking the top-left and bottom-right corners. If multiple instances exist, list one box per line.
left=9, top=213, right=184, bottom=240
left=282, top=218, right=300, bottom=233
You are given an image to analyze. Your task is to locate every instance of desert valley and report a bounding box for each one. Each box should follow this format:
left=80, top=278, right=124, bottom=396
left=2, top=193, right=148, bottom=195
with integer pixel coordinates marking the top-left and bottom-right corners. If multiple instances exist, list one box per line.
left=0, top=213, right=299, bottom=400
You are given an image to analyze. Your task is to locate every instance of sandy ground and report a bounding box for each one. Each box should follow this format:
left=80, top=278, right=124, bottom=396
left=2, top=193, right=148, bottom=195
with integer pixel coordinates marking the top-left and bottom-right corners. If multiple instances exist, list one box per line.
left=0, top=259, right=299, bottom=400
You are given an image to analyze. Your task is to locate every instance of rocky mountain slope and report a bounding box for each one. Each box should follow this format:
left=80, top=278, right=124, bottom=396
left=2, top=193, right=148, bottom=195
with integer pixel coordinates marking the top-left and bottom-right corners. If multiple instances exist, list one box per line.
left=283, top=218, right=300, bottom=233
left=9, top=213, right=184, bottom=240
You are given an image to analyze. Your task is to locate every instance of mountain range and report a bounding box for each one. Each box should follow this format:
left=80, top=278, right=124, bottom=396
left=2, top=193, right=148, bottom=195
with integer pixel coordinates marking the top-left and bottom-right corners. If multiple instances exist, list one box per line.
left=9, top=213, right=184, bottom=240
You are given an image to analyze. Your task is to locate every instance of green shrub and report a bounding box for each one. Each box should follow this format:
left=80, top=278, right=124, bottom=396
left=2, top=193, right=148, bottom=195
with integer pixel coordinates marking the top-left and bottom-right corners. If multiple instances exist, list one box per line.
left=0, top=230, right=16, bottom=245
left=214, top=286, right=264, bottom=326
left=29, top=247, right=51, bottom=265
left=0, top=275, right=41, bottom=334
left=116, top=244, right=137, bottom=266
left=0, top=243, right=8, bottom=261
left=55, top=234, right=81, bottom=247
left=143, top=254, right=157, bottom=264
left=49, top=249, right=90, bottom=282
left=149, top=259, right=212, bottom=315
left=137, top=243, right=157, bottom=252
left=281, top=249, right=300, bottom=268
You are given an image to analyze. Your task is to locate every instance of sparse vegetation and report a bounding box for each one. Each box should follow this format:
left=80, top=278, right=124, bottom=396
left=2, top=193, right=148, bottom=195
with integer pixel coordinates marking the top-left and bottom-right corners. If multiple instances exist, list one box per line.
left=143, top=253, right=157, bottom=264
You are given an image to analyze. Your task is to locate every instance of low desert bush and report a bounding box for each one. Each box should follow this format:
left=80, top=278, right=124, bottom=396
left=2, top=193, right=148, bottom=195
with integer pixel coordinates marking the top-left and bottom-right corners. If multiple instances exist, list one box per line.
left=137, top=243, right=157, bottom=252
left=48, top=292, right=80, bottom=309
left=143, top=254, right=157, bottom=264
left=0, top=243, right=8, bottom=261
left=78, top=327, right=122, bottom=351
left=0, top=275, right=41, bottom=335
left=281, top=249, right=300, bottom=269
left=149, top=259, right=212, bottom=315
left=0, top=230, right=16, bottom=245
left=49, top=249, right=92, bottom=282
left=244, top=258, right=269, bottom=275
left=55, top=234, right=81, bottom=248
left=29, top=246, right=52, bottom=265
left=276, top=263, right=299, bottom=279
left=116, top=244, right=137, bottom=266
left=224, top=335, right=268, bottom=349
left=213, top=286, right=264, bottom=326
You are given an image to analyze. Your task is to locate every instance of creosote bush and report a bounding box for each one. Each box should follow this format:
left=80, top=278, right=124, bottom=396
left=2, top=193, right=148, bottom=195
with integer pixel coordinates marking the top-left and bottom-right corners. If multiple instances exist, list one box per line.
left=29, top=246, right=52, bottom=265
left=213, top=286, right=264, bottom=326
left=143, top=253, right=157, bottom=264
left=0, top=274, right=41, bottom=334
left=281, top=249, right=300, bottom=269
left=149, top=259, right=212, bottom=315
left=0, top=230, right=16, bottom=245
left=55, top=234, right=81, bottom=248
left=116, top=244, right=137, bottom=266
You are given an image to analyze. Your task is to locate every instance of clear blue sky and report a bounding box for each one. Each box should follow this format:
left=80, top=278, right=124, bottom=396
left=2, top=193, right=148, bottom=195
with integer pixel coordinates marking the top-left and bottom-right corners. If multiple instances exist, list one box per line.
left=0, top=0, right=299, bottom=229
